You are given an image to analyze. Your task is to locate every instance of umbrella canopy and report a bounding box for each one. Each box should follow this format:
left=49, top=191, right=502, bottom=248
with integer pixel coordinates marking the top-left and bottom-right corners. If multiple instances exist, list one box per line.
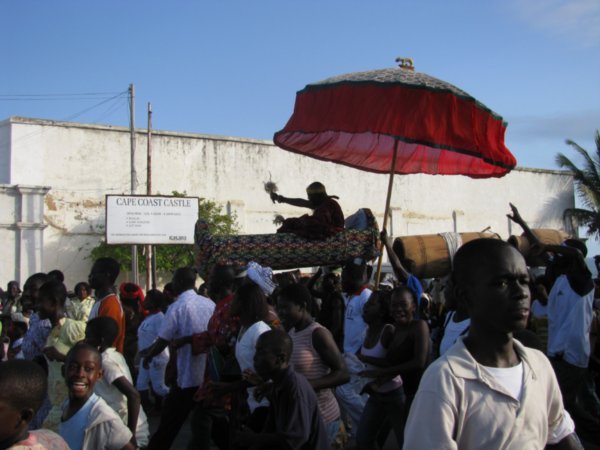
left=273, top=59, right=516, bottom=285
left=274, top=60, right=516, bottom=178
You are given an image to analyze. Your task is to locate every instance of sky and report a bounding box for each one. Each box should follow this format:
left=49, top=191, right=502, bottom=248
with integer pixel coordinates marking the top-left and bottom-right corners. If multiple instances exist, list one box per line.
left=1, top=0, right=599, bottom=173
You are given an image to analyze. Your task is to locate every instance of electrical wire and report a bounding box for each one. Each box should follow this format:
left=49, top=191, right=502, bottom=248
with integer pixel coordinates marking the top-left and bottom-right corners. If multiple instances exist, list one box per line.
left=0, top=91, right=124, bottom=100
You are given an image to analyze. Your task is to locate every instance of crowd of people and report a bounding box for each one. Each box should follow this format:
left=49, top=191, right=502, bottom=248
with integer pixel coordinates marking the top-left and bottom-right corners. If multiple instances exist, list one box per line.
left=0, top=186, right=598, bottom=449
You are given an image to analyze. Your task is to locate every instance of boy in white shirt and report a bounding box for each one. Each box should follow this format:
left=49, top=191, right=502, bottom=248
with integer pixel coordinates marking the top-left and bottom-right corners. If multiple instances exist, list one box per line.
left=404, top=238, right=581, bottom=449
left=85, top=317, right=149, bottom=448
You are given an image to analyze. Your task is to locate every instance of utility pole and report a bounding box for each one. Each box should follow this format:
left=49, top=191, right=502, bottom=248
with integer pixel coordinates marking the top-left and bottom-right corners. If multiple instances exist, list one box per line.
left=146, top=102, right=155, bottom=290
left=129, top=84, right=139, bottom=284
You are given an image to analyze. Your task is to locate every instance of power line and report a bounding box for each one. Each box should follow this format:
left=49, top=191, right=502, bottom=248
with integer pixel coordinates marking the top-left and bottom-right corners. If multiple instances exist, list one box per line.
left=62, top=92, right=128, bottom=122
left=0, top=91, right=124, bottom=99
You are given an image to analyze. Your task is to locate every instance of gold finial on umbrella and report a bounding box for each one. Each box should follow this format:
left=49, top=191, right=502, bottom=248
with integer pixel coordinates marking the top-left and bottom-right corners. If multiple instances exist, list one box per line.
left=395, top=57, right=414, bottom=70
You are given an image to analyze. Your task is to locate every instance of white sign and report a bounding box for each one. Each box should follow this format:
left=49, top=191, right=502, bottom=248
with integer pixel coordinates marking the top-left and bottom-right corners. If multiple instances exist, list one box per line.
left=105, top=195, right=199, bottom=245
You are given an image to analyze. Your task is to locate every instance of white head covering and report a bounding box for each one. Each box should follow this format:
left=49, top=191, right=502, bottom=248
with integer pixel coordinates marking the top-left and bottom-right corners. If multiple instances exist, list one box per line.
left=246, top=261, right=277, bottom=296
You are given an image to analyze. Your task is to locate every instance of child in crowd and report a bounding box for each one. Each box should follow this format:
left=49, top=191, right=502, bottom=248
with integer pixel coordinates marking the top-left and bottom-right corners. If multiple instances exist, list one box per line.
left=38, top=280, right=87, bottom=431
left=59, top=343, right=135, bottom=450
left=85, top=317, right=149, bottom=448
left=0, top=359, right=69, bottom=449
left=136, top=289, right=170, bottom=413
left=235, top=329, right=329, bottom=450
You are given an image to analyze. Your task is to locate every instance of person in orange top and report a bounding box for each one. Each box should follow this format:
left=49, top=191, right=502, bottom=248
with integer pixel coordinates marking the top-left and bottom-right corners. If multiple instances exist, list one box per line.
left=87, top=257, right=126, bottom=353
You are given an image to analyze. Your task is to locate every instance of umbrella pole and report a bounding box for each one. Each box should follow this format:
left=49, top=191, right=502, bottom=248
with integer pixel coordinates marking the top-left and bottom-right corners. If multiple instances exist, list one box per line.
left=374, top=140, right=398, bottom=288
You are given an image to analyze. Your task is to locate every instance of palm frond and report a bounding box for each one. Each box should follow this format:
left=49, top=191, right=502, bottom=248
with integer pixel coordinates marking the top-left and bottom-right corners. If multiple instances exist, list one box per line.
left=564, top=207, right=600, bottom=240
left=557, top=130, right=600, bottom=210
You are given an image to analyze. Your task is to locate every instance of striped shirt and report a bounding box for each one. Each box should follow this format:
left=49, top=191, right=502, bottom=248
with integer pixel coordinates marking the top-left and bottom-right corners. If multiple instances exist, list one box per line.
left=289, top=322, right=340, bottom=424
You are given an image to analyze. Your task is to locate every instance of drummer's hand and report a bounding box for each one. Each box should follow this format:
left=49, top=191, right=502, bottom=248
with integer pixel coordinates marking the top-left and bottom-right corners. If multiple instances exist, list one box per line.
left=380, top=228, right=388, bottom=242
left=270, top=192, right=280, bottom=203
left=506, top=203, right=524, bottom=225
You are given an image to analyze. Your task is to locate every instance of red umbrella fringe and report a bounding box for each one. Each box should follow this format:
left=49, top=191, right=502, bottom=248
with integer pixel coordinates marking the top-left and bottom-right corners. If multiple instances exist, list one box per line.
left=274, top=83, right=516, bottom=178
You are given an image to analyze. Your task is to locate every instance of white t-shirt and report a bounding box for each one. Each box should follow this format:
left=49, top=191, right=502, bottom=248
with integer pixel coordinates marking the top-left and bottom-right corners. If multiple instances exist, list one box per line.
left=440, top=311, right=471, bottom=356
left=480, top=360, right=574, bottom=444
left=95, top=348, right=149, bottom=447
left=138, top=312, right=165, bottom=351
left=481, top=362, right=524, bottom=401
left=547, top=275, right=594, bottom=368
left=343, top=288, right=372, bottom=354
left=159, top=289, right=215, bottom=388
left=235, top=321, right=271, bottom=412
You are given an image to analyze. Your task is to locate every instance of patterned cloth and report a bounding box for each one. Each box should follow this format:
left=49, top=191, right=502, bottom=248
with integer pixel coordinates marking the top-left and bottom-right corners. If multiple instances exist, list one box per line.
left=195, top=209, right=379, bottom=280
left=192, top=294, right=240, bottom=406
left=192, top=294, right=239, bottom=355
left=22, top=313, right=52, bottom=360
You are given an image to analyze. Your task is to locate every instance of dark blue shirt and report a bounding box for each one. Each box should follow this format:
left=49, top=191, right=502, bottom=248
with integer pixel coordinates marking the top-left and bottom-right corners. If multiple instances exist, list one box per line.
left=264, top=366, right=329, bottom=450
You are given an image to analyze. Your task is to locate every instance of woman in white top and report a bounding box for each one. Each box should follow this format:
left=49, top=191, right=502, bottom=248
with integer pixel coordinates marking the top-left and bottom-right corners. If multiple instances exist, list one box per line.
left=212, top=282, right=273, bottom=431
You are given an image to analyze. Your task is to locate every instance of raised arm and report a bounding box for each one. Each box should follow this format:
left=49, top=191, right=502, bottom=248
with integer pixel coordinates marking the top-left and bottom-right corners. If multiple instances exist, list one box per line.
left=270, top=192, right=313, bottom=209
left=507, top=203, right=541, bottom=246
left=381, top=228, right=410, bottom=282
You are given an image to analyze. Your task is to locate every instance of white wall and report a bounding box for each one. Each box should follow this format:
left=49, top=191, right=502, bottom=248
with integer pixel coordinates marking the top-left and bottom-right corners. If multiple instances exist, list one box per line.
left=0, top=184, right=50, bottom=284
left=3, top=117, right=575, bottom=288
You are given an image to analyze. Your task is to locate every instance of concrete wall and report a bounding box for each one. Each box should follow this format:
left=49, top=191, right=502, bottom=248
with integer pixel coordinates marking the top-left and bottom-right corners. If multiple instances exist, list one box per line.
left=0, top=184, right=50, bottom=284
left=2, top=117, right=575, bottom=288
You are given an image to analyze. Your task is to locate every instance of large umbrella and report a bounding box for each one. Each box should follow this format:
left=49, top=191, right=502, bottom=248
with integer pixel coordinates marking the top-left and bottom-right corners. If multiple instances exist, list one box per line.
left=273, top=58, right=516, bottom=284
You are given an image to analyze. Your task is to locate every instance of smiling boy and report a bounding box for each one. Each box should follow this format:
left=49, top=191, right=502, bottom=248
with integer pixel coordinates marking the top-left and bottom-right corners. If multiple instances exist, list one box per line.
left=59, top=343, right=134, bottom=450
left=404, top=239, right=582, bottom=450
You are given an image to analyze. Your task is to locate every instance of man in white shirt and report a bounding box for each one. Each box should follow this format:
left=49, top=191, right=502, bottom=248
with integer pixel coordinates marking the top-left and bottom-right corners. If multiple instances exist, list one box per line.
left=404, top=239, right=581, bottom=449
left=335, top=261, right=372, bottom=434
left=143, top=267, right=215, bottom=450
left=508, top=204, right=596, bottom=431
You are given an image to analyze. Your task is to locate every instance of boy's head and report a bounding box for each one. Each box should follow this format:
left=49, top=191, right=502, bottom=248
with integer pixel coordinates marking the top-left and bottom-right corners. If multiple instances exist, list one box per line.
left=64, top=343, right=103, bottom=402
left=37, top=280, right=67, bottom=320
left=253, top=329, right=293, bottom=379
left=0, top=360, right=47, bottom=443
left=88, top=257, right=120, bottom=290
left=452, top=239, right=530, bottom=335
left=85, top=317, right=119, bottom=351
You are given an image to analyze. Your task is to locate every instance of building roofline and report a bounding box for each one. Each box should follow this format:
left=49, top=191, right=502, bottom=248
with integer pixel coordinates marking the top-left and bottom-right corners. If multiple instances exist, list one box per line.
left=1, top=116, right=573, bottom=176
left=3, top=115, right=272, bottom=146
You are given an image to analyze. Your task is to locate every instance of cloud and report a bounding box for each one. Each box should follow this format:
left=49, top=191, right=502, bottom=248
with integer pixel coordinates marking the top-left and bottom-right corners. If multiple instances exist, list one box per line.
left=507, top=109, right=600, bottom=143
left=510, top=0, right=600, bottom=47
